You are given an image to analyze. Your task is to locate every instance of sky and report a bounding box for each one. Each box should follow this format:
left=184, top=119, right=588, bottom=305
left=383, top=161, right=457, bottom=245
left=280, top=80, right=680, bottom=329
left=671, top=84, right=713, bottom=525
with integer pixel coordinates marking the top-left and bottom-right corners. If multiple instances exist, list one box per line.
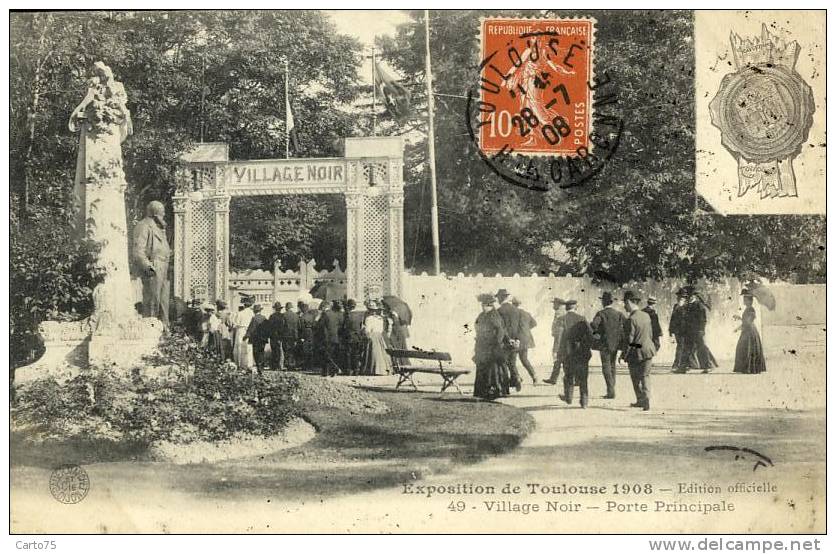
left=325, top=10, right=412, bottom=84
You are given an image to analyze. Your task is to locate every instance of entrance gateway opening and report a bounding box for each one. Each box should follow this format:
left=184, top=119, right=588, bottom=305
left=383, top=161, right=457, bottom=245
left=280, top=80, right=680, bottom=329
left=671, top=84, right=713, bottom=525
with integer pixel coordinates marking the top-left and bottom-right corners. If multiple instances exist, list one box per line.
left=172, top=137, right=405, bottom=309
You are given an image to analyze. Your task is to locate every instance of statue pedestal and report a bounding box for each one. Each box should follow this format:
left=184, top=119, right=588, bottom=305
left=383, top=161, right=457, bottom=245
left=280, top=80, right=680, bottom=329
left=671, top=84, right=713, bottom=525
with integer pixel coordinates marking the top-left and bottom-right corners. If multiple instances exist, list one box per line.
left=14, top=317, right=164, bottom=384
left=14, top=62, right=167, bottom=387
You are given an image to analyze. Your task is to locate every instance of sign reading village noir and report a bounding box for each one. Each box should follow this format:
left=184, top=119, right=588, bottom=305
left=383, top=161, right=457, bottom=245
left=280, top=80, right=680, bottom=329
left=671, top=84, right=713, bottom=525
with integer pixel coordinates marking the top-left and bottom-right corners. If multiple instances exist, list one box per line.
left=226, top=160, right=347, bottom=190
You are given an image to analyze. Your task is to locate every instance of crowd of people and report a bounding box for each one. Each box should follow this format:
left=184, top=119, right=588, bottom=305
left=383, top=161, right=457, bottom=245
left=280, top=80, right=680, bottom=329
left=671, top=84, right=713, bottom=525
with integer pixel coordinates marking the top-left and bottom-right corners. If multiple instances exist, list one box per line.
left=183, top=295, right=412, bottom=376
left=182, top=282, right=766, bottom=406
left=472, top=286, right=765, bottom=410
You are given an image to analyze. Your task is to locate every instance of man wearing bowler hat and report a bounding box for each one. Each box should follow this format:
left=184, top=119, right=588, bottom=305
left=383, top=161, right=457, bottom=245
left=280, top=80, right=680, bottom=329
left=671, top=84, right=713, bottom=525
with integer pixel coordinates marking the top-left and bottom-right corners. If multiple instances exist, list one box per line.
left=620, top=291, right=656, bottom=411
left=643, top=296, right=663, bottom=351
left=558, top=299, right=593, bottom=408
left=496, top=288, right=523, bottom=392
left=591, top=291, right=627, bottom=399
left=544, top=298, right=566, bottom=385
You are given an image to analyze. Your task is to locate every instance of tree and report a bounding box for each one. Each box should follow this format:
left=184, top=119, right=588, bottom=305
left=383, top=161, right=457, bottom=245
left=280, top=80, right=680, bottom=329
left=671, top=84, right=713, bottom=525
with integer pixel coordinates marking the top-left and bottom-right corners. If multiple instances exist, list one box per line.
left=9, top=11, right=364, bottom=366
left=381, top=10, right=826, bottom=282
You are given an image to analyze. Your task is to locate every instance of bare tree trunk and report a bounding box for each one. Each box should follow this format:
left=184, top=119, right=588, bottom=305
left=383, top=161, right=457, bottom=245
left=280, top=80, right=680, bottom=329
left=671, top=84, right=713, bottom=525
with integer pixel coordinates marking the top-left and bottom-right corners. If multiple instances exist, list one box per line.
left=20, top=14, right=53, bottom=225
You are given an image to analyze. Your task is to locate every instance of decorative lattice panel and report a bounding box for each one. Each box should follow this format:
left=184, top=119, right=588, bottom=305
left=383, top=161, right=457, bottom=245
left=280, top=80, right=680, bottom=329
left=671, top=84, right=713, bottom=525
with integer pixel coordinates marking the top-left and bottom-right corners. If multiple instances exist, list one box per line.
left=362, top=195, right=390, bottom=292
left=362, top=162, right=388, bottom=186
left=189, top=200, right=215, bottom=300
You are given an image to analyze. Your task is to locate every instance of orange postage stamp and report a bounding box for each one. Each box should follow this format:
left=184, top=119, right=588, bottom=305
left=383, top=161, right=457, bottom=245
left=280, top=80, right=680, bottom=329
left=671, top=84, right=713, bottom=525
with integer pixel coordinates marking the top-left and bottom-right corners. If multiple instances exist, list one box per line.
left=478, top=17, right=594, bottom=156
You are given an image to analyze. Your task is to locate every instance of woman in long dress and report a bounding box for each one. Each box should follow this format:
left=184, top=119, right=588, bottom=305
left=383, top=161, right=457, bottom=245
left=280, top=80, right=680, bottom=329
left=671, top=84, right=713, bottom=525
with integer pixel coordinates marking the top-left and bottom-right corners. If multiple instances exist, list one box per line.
left=734, top=291, right=767, bottom=374
left=216, top=300, right=234, bottom=360
left=362, top=300, right=393, bottom=375
left=473, top=293, right=510, bottom=400
left=233, top=301, right=255, bottom=369
left=669, top=290, right=688, bottom=371
left=684, top=289, right=718, bottom=372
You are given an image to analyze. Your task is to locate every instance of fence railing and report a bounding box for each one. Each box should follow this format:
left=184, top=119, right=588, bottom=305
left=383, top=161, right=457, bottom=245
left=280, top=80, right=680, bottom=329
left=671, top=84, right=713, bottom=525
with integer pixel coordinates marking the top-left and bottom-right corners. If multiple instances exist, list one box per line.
left=227, top=259, right=346, bottom=309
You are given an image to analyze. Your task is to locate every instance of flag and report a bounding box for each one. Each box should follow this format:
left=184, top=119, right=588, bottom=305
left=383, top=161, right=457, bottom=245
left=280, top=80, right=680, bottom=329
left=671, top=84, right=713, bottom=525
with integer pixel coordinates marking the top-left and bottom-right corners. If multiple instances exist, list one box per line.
left=374, top=60, right=412, bottom=124
left=285, top=92, right=300, bottom=154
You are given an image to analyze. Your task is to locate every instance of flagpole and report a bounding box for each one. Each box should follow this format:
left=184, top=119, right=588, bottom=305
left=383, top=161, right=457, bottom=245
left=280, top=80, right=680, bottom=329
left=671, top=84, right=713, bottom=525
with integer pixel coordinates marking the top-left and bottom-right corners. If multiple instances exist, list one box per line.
left=199, top=50, right=205, bottom=143
left=285, top=57, right=290, bottom=159
left=424, top=10, right=441, bottom=275
left=371, top=45, right=377, bottom=137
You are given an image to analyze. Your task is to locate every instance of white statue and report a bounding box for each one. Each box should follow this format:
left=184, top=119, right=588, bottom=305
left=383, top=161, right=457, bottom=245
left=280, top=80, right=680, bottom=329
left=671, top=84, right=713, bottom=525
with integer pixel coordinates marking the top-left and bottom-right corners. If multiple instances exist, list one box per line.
left=69, top=61, right=133, bottom=220
left=68, top=62, right=137, bottom=330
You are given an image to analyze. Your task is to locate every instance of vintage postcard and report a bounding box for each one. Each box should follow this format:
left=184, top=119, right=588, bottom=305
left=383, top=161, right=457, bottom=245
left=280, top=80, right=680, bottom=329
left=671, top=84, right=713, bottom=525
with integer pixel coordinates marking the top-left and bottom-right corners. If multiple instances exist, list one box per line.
left=8, top=8, right=827, bottom=536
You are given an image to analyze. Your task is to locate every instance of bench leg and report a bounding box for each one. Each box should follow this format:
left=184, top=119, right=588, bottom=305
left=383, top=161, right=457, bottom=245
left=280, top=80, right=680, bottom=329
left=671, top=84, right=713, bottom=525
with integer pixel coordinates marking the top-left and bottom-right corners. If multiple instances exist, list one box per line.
left=396, top=371, right=419, bottom=392
left=440, top=373, right=465, bottom=395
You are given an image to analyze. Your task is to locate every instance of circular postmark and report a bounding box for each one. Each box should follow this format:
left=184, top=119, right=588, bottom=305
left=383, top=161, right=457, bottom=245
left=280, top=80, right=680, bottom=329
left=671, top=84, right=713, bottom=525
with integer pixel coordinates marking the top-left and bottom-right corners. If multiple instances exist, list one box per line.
left=49, top=464, right=90, bottom=504
left=466, top=17, right=624, bottom=192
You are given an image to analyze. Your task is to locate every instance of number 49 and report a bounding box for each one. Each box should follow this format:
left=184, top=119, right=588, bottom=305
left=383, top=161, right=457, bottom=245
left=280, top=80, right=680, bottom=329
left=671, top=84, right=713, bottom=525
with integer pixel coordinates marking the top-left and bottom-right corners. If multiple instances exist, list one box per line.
left=447, top=500, right=466, bottom=512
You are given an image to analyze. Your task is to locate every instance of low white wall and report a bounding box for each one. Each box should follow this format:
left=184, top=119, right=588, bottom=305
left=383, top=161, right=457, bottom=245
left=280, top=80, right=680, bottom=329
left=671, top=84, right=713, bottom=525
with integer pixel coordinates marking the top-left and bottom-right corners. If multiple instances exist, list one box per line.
left=401, top=273, right=824, bottom=369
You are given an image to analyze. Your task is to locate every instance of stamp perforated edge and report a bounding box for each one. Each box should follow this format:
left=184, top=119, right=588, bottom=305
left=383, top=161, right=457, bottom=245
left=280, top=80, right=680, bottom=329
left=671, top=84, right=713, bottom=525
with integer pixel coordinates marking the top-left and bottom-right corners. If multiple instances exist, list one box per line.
left=475, top=14, right=599, bottom=158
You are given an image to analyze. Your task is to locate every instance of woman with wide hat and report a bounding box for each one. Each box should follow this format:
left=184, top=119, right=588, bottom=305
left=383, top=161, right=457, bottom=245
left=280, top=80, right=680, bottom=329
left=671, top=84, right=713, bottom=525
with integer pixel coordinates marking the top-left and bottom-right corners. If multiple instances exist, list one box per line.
left=362, top=299, right=393, bottom=375
left=733, top=289, right=767, bottom=374
left=473, top=293, right=510, bottom=400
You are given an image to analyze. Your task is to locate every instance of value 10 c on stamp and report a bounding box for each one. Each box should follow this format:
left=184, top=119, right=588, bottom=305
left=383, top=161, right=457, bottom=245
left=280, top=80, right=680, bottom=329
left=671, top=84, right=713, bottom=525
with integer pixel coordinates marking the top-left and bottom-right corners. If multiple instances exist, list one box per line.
left=478, top=17, right=594, bottom=157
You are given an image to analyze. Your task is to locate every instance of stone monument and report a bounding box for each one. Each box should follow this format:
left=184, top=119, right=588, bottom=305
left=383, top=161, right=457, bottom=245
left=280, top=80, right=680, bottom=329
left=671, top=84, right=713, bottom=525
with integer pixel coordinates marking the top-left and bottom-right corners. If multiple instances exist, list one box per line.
left=16, top=62, right=163, bottom=383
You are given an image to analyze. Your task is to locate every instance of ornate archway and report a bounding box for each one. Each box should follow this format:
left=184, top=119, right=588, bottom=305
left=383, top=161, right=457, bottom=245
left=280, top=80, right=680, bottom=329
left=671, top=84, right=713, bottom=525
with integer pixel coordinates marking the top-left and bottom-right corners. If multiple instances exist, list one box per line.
left=172, top=137, right=405, bottom=305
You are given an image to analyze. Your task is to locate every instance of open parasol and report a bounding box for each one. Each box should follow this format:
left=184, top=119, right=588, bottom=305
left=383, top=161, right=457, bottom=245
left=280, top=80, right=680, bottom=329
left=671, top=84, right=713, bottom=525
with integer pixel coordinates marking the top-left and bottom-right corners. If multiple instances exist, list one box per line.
left=309, top=281, right=346, bottom=302
left=745, top=281, right=776, bottom=311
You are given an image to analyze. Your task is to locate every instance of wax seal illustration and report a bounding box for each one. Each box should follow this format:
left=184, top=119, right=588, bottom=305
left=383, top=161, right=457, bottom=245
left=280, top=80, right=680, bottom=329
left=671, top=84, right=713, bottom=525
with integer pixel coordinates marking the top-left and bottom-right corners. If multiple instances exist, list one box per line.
left=709, top=24, right=814, bottom=199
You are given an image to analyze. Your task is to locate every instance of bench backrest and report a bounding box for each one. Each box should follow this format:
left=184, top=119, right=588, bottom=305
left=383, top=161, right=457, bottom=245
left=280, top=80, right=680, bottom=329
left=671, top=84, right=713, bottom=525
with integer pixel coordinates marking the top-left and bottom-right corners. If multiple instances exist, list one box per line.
left=386, top=348, right=452, bottom=362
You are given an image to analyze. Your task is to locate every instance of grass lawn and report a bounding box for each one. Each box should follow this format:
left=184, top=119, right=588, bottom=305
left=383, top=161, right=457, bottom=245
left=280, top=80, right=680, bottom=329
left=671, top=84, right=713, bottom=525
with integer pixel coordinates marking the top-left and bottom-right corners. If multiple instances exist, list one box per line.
left=12, top=388, right=535, bottom=508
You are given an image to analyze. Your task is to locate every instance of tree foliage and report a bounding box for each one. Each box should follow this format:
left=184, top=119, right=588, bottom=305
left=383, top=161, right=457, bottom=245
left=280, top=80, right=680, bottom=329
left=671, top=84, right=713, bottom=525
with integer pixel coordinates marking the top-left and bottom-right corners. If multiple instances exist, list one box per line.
left=8, top=10, right=826, bottom=366
left=9, top=11, right=363, bottom=366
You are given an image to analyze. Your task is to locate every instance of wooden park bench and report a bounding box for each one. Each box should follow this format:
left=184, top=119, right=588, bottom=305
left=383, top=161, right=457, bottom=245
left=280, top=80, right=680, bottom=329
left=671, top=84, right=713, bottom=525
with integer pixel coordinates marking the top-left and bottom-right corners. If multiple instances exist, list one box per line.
left=385, top=348, right=470, bottom=394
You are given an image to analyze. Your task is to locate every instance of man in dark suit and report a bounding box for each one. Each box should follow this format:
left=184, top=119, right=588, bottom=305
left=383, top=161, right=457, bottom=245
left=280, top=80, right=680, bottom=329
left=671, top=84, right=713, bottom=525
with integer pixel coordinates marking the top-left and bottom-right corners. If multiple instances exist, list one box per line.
left=669, top=289, right=689, bottom=372
left=268, top=302, right=285, bottom=370
left=591, top=291, right=627, bottom=399
left=620, top=291, right=657, bottom=411
left=643, top=296, right=663, bottom=351
left=319, top=300, right=343, bottom=376
left=558, top=300, right=593, bottom=408
left=496, top=289, right=523, bottom=391
left=683, top=289, right=718, bottom=373
left=280, top=302, right=300, bottom=370
left=342, top=299, right=366, bottom=375
left=245, top=304, right=269, bottom=374
left=299, top=302, right=318, bottom=372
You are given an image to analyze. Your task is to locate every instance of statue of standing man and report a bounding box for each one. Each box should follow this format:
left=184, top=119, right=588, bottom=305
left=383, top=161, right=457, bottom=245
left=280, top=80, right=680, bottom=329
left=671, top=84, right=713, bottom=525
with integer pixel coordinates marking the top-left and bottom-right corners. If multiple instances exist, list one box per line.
left=133, top=201, right=171, bottom=327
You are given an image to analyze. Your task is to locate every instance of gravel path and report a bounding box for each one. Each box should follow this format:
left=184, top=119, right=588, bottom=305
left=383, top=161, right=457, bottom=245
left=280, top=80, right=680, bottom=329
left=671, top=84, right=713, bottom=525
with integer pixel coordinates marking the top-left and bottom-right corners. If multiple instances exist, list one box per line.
left=11, top=353, right=824, bottom=533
